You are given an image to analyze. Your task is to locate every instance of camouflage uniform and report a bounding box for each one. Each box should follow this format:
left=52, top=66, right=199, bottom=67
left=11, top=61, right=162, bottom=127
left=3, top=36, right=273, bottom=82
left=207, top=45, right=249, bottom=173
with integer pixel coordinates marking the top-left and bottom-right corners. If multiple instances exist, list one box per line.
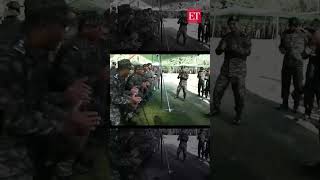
left=52, top=16, right=108, bottom=177
left=126, top=66, right=145, bottom=97
left=0, top=39, right=66, bottom=180
left=176, top=14, right=188, bottom=45
left=198, top=68, right=206, bottom=96
left=204, top=71, right=210, bottom=98
left=279, top=27, right=309, bottom=109
left=0, top=1, right=70, bottom=179
left=177, top=131, right=189, bottom=161
left=110, top=60, right=132, bottom=126
left=304, top=47, right=320, bottom=115
left=212, top=31, right=252, bottom=116
left=197, top=131, right=206, bottom=158
left=176, top=70, right=189, bottom=99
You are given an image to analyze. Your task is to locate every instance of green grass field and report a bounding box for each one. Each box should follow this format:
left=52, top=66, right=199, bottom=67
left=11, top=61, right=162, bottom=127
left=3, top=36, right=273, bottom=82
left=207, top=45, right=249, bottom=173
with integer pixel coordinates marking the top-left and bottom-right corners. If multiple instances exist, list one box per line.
left=132, top=84, right=210, bottom=126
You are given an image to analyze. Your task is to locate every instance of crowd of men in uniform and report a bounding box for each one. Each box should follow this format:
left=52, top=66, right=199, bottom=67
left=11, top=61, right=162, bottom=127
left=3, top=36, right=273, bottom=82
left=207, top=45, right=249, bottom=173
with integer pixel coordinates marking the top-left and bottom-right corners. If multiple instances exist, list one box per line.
left=0, top=0, right=110, bottom=180
left=110, top=128, right=210, bottom=180
left=213, top=19, right=320, bottom=40
left=209, top=15, right=320, bottom=127
left=110, top=61, right=161, bottom=126
left=107, top=5, right=161, bottom=51
left=209, top=15, right=320, bottom=170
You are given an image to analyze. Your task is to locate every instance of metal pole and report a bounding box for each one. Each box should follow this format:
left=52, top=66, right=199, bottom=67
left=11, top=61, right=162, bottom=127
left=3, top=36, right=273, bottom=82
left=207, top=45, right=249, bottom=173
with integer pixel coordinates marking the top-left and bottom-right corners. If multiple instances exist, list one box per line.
left=160, top=54, right=163, bottom=108
left=160, top=0, right=163, bottom=44
left=160, top=131, right=163, bottom=166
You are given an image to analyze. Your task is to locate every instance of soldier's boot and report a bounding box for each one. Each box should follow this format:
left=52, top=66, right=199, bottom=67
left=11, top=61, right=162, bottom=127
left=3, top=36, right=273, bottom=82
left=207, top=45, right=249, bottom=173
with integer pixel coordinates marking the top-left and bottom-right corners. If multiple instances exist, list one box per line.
left=183, top=93, right=186, bottom=101
left=278, top=99, right=289, bottom=111
left=233, top=112, right=242, bottom=125
left=183, top=38, right=186, bottom=46
left=206, top=107, right=220, bottom=117
left=293, top=101, right=299, bottom=114
left=183, top=154, right=186, bottom=161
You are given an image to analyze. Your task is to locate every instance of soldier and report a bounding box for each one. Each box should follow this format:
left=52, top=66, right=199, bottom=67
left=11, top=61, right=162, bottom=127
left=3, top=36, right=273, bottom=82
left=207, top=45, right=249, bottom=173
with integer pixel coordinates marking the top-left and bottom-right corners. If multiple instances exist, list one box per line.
left=303, top=19, right=320, bottom=119
left=198, top=12, right=204, bottom=42
left=198, top=67, right=206, bottom=97
left=278, top=17, right=310, bottom=112
left=204, top=69, right=210, bottom=98
left=176, top=129, right=189, bottom=161
left=126, top=65, right=148, bottom=98
left=176, top=11, right=188, bottom=46
left=175, top=66, right=189, bottom=101
left=0, top=1, right=22, bottom=44
left=209, top=16, right=252, bottom=125
left=197, top=129, right=206, bottom=159
left=110, top=59, right=142, bottom=125
left=52, top=11, right=109, bottom=179
left=0, top=0, right=101, bottom=179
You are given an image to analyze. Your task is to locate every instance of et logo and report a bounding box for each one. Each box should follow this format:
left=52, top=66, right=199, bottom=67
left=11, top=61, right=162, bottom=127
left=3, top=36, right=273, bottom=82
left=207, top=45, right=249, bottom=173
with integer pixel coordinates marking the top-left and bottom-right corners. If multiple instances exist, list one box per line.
left=187, top=9, right=202, bottom=24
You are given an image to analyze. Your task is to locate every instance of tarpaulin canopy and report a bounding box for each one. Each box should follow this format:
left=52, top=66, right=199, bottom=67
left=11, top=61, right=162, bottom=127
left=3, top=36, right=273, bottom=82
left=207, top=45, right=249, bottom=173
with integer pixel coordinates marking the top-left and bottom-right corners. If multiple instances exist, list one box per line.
left=67, top=0, right=107, bottom=14
left=213, top=5, right=285, bottom=17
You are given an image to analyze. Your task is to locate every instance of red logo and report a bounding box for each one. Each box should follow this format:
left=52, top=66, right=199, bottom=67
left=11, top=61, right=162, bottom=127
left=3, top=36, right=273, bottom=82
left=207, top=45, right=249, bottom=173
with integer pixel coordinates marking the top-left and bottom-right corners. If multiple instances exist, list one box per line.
left=187, top=9, right=202, bottom=24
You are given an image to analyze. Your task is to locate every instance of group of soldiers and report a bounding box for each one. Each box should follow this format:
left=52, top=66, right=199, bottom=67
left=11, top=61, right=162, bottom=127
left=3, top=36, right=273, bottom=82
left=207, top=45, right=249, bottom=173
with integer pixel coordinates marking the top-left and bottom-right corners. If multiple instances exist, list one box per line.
left=197, top=67, right=211, bottom=98
left=110, top=61, right=160, bottom=125
left=108, top=5, right=160, bottom=51
left=177, top=11, right=211, bottom=46
left=208, top=15, right=320, bottom=127
left=0, top=0, right=110, bottom=180
left=176, top=129, right=210, bottom=161
left=110, top=129, right=161, bottom=180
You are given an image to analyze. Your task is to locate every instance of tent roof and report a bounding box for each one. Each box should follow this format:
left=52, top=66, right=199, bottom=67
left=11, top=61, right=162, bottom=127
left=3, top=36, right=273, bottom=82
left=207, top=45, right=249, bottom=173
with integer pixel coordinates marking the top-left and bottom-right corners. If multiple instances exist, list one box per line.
left=67, top=0, right=107, bottom=14
left=214, top=6, right=284, bottom=17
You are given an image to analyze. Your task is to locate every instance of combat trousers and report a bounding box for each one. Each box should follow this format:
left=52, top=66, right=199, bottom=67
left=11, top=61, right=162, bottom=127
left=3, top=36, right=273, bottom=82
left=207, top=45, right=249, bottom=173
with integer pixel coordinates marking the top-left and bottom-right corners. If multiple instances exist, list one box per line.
left=212, top=73, right=246, bottom=114
left=198, top=142, right=205, bottom=158
left=198, top=24, right=204, bottom=42
left=176, top=84, right=187, bottom=99
left=281, top=66, right=304, bottom=108
left=198, top=80, right=205, bottom=96
left=304, top=63, right=320, bottom=115
left=177, top=143, right=187, bottom=160
left=177, top=27, right=187, bottom=45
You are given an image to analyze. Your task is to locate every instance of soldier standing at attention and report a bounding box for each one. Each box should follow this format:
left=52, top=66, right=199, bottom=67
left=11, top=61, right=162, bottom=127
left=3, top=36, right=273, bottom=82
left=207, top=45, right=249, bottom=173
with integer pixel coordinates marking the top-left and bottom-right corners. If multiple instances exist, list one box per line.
left=198, top=67, right=206, bottom=97
left=175, top=66, right=189, bottom=101
left=278, top=17, right=310, bottom=112
left=209, top=16, right=252, bottom=125
left=176, top=11, right=188, bottom=46
left=197, top=129, right=206, bottom=159
left=176, top=129, right=189, bottom=161
left=110, top=59, right=142, bottom=125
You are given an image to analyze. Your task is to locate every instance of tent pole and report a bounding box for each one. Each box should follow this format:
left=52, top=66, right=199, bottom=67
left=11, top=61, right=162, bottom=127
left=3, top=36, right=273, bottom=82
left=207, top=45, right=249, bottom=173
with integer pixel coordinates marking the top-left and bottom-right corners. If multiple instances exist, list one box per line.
left=160, top=0, right=163, bottom=45
left=160, top=54, right=163, bottom=109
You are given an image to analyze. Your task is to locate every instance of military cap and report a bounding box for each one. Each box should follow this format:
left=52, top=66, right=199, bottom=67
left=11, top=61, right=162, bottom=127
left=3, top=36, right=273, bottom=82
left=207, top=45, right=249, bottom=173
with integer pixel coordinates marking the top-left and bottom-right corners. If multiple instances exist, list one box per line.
left=118, top=59, right=133, bottom=70
left=7, top=1, right=21, bottom=12
left=200, top=67, right=204, bottom=70
left=228, top=15, right=239, bottom=23
left=134, top=64, right=144, bottom=70
left=112, top=62, right=116, bottom=65
left=288, top=17, right=300, bottom=27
